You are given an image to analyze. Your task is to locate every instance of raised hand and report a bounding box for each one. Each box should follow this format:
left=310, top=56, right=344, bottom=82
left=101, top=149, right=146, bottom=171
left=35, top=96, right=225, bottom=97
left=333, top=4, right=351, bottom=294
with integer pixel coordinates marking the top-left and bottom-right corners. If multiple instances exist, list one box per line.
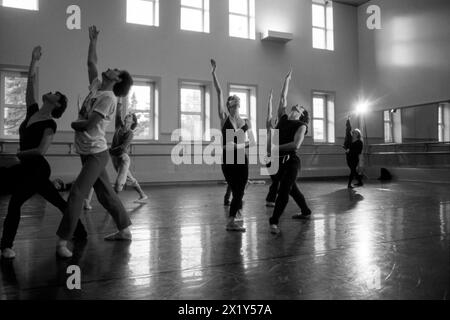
left=285, top=68, right=293, bottom=80
left=31, top=46, right=42, bottom=61
left=89, top=25, right=100, bottom=41
left=269, top=89, right=273, bottom=101
left=210, top=59, right=217, bottom=73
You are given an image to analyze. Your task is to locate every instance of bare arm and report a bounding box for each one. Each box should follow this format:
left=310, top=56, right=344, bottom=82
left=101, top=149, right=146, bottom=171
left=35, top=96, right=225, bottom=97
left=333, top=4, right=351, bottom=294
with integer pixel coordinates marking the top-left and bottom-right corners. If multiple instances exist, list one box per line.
left=26, top=46, right=42, bottom=107
left=266, top=90, right=274, bottom=155
left=277, top=125, right=307, bottom=153
left=115, top=97, right=125, bottom=129
left=210, top=59, right=227, bottom=122
left=277, top=69, right=292, bottom=121
left=17, top=128, right=54, bottom=158
left=71, top=112, right=103, bottom=132
left=87, top=26, right=99, bottom=84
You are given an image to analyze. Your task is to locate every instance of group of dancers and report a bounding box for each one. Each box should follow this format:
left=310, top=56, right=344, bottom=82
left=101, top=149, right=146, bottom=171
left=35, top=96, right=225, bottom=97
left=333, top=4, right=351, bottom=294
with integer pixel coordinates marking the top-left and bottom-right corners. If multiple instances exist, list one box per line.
left=0, top=25, right=364, bottom=259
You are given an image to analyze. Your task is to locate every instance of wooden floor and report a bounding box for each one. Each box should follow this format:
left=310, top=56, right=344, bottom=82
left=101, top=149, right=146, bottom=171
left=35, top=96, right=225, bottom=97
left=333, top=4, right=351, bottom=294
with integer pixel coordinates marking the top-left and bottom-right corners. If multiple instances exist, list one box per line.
left=0, top=180, right=449, bottom=300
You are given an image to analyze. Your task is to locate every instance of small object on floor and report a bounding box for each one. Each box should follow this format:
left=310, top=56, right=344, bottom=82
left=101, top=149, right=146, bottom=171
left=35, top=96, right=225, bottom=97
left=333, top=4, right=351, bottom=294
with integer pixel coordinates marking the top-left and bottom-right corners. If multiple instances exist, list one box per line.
left=104, top=230, right=132, bottom=241
left=226, top=220, right=246, bottom=232
left=266, top=201, right=275, bottom=207
left=270, top=224, right=280, bottom=235
left=1, top=248, right=16, bottom=259
left=134, top=195, right=149, bottom=204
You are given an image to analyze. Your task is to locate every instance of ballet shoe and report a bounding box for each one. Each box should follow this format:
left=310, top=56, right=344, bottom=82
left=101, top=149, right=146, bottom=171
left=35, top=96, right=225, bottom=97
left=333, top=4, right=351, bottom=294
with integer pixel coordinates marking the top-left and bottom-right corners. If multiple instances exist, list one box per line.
left=354, top=182, right=364, bottom=187
left=104, top=230, right=132, bottom=241
left=134, top=195, right=148, bottom=204
left=292, top=209, right=312, bottom=220
left=234, top=210, right=244, bottom=221
left=1, top=248, right=16, bottom=259
left=270, top=224, right=280, bottom=235
left=56, top=245, right=73, bottom=259
left=226, top=221, right=246, bottom=232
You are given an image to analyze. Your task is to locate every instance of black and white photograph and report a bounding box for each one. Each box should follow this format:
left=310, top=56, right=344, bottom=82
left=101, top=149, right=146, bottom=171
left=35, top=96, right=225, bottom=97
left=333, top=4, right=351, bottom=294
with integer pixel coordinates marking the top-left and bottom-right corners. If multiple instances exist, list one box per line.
left=0, top=0, right=449, bottom=307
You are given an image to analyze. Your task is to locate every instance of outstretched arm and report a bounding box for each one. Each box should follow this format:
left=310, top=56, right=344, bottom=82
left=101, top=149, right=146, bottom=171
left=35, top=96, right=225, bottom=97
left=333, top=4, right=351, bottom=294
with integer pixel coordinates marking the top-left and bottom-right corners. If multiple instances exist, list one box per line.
left=115, top=97, right=125, bottom=129
left=87, top=25, right=99, bottom=84
left=277, top=69, right=292, bottom=121
left=26, top=46, right=41, bottom=107
left=266, top=90, right=274, bottom=155
left=211, top=59, right=227, bottom=122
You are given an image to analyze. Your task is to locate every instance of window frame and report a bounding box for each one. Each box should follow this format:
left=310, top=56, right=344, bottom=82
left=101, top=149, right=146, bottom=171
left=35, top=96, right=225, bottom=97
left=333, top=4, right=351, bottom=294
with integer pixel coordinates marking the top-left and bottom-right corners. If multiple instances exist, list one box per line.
left=311, top=90, right=335, bottom=144
left=0, top=66, right=30, bottom=140
left=228, top=0, right=256, bottom=40
left=126, top=0, right=159, bottom=27
left=384, top=110, right=394, bottom=143
left=312, top=0, right=334, bottom=51
left=180, top=0, right=210, bottom=33
left=125, top=75, right=160, bottom=141
left=0, top=0, right=39, bottom=11
left=438, top=104, right=444, bottom=142
left=178, top=79, right=212, bottom=142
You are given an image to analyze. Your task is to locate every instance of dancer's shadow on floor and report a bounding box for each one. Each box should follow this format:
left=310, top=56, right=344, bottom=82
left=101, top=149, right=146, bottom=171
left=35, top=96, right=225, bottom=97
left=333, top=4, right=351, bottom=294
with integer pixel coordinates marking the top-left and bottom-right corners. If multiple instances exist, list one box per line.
left=316, top=188, right=364, bottom=215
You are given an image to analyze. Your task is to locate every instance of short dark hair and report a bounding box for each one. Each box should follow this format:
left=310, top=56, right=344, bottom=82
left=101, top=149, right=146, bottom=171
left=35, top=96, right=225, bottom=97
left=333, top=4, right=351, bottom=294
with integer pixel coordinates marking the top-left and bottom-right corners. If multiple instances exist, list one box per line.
left=299, top=109, right=310, bottom=125
left=113, top=70, right=133, bottom=97
left=51, top=92, right=68, bottom=119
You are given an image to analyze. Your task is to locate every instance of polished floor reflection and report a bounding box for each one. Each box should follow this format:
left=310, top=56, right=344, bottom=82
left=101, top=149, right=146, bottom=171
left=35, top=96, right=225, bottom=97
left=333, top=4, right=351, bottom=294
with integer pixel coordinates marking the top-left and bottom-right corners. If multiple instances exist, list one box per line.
left=0, top=180, right=449, bottom=300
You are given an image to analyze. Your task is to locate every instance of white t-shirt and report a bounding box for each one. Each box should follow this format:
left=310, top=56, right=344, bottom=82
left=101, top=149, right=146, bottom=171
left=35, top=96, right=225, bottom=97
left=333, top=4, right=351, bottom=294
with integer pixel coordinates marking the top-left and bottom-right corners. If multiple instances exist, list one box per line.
left=75, top=78, right=117, bottom=155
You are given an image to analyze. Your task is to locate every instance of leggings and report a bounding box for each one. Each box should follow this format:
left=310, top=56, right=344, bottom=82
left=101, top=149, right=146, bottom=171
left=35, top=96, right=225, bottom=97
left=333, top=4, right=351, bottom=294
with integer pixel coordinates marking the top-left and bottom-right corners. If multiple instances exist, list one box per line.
left=346, top=155, right=362, bottom=186
left=1, top=158, right=84, bottom=250
left=221, top=163, right=248, bottom=218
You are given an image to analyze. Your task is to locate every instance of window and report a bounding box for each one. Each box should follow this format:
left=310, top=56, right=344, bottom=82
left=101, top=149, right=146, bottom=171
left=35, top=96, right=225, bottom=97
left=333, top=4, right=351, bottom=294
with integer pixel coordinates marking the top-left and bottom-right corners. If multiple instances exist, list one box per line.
left=179, top=81, right=211, bottom=141
left=312, top=0, right=333, bottom=50
left=229, top=84, right=257, bottom=141
left=126, top=0, right=159, bottom=27
left=229, top=0, right=255, bottom=40
left=180, top=0, right=209, bottom=33
left=384, top=110, right=393, bottom=143
left=438, top=104, right=444, bottom=142
left=0, top=70, right=28, bottom=139
left=0, top=0, right=38, bottom=10
left=312, top=92, right=335, bottom=143
left=438, top=103, right=450, bottom=142
left=125, top=78, right=158, bottom=140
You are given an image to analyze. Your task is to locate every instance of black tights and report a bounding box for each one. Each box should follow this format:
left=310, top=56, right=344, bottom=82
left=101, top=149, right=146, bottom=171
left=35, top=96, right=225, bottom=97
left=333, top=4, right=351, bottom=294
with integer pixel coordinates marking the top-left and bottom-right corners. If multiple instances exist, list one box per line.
left=222, top=164, right=248, bottom=218
left=347, top=156, right=362, bottom=186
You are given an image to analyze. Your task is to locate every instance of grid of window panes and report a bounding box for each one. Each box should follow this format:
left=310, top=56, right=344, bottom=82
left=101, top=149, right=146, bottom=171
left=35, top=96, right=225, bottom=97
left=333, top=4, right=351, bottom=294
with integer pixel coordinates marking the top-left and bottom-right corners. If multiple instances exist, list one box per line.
left=438, top=105, right=444, bottom=142
left=312, top=0, right=334, bottom=50
left=126, top=0, right=159, bottom=26
left=229, top=0, right=255, bottom=39
left=181, top=0, right=209, bottom=33
left=1, top=0, right=38, bottom=10
left=126, top=81, right=155, bottom=140
left=0, top=71, right=28, bottom=138
left=180, top=84, right=204, bottom=141
left=384, top=110, right=393, bottom=143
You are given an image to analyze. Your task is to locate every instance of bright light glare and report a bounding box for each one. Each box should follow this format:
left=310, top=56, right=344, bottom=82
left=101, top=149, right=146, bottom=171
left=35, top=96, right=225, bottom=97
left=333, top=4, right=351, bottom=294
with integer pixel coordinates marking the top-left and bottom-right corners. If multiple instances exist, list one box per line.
left=356, top=101, right=369, bottom=114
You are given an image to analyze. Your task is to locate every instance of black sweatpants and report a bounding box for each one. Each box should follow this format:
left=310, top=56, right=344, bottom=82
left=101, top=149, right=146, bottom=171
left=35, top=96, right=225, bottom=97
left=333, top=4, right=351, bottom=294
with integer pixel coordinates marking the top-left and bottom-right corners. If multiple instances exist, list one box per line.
left=269, top=156, right=310, bottom=225
left=222, top=163, right=248, bottom=218
left=1, top=157, right=85, bottom=250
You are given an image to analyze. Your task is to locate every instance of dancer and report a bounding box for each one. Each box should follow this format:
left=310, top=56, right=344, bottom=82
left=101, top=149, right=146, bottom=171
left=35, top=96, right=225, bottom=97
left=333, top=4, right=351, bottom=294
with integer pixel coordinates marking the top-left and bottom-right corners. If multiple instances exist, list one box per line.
left=0, top=46, right=86, bottom=259
left=211, top=59, right=255, bottom=231
left=56, top=26, right=133, bottom=258
left=83, top=98, right=148, bottom=209
left=269, top=70, right=312, bottom=235
left=344, top=117, right=363, bottom=188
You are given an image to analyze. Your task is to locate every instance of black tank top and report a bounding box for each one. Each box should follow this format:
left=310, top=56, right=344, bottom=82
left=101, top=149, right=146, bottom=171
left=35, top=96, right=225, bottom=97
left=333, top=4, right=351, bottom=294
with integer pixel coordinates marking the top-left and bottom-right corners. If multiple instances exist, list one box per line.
left=19, top=103, right=57, bottom=151
left=221, top=117, right=249, bottom=165
left=276, top=114, right=308, bottom=156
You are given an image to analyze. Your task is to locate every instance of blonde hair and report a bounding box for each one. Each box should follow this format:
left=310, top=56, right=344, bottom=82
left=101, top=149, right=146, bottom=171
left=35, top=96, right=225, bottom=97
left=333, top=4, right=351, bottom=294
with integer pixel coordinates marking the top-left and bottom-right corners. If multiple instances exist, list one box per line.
left=352, top=129, right=362, bottom=140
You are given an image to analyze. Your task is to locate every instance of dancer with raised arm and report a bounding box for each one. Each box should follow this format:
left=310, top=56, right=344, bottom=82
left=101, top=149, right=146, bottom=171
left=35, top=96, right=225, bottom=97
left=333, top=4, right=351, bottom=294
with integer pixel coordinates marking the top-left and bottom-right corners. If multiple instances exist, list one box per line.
left=211, top=59, right=255, bottom=231
left=56, top=26, right=134, bottom=258
left=0, top=46, right=86, bottom=259
left=83, top=98, right=148, bottom=209
left=268, top=70, right=312, bottom=235
left=344, top=117, right=364, bottom=188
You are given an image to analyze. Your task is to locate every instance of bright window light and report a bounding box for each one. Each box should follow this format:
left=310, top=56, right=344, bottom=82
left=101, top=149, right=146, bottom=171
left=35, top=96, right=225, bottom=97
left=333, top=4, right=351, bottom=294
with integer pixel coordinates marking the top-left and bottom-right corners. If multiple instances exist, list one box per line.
left=180, top=0, right=209, bottom=33
left=229, top=0, right=255, bottom=40
left=1, top=0, right=38, bottom=10
left=312, top=0, right=334, bottom=51
left=126, top=0, right=159, bottom=27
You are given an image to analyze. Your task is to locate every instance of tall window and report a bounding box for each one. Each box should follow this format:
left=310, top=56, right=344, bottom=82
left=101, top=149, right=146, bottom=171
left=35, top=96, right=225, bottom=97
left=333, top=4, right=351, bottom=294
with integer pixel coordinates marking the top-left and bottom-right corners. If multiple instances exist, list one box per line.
left=180, top=0, right=209, bottom=33
left=126, top=0, right=159, bottom=27
left=0, top=70, right=28, bottom=139
left=438, top=104, right=444, bottom=142
left=229, top=84, right=257, bottom=140
left=0, top=0, right=38, bottom=10
left=312, top=0, right=334, bottom=50
left=312, top=92, right=335, bottom=143
left=126, top=78, right=158, bottom=140
left=179, top=81, right=210, bottom=141
left=384, top=110, right=393, bottom=143
left=229, top=0, right=255, bottom=40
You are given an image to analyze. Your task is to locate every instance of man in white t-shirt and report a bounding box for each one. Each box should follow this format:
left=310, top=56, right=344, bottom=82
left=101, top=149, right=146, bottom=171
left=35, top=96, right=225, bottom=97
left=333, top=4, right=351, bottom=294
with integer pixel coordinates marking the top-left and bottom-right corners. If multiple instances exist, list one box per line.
left=56, top=26, right=134, bottom=258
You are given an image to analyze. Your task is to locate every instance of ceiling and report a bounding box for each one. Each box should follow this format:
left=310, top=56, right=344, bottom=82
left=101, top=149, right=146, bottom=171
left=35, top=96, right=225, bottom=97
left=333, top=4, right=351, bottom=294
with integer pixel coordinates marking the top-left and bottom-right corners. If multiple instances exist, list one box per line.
left=333, top=0, right=371, bottom=6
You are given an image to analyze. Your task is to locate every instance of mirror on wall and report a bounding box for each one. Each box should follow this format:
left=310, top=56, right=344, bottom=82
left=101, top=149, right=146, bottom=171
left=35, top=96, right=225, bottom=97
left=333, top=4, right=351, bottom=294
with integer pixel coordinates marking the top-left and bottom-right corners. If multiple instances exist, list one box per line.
left=377, top=101, right=450, bottom=144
